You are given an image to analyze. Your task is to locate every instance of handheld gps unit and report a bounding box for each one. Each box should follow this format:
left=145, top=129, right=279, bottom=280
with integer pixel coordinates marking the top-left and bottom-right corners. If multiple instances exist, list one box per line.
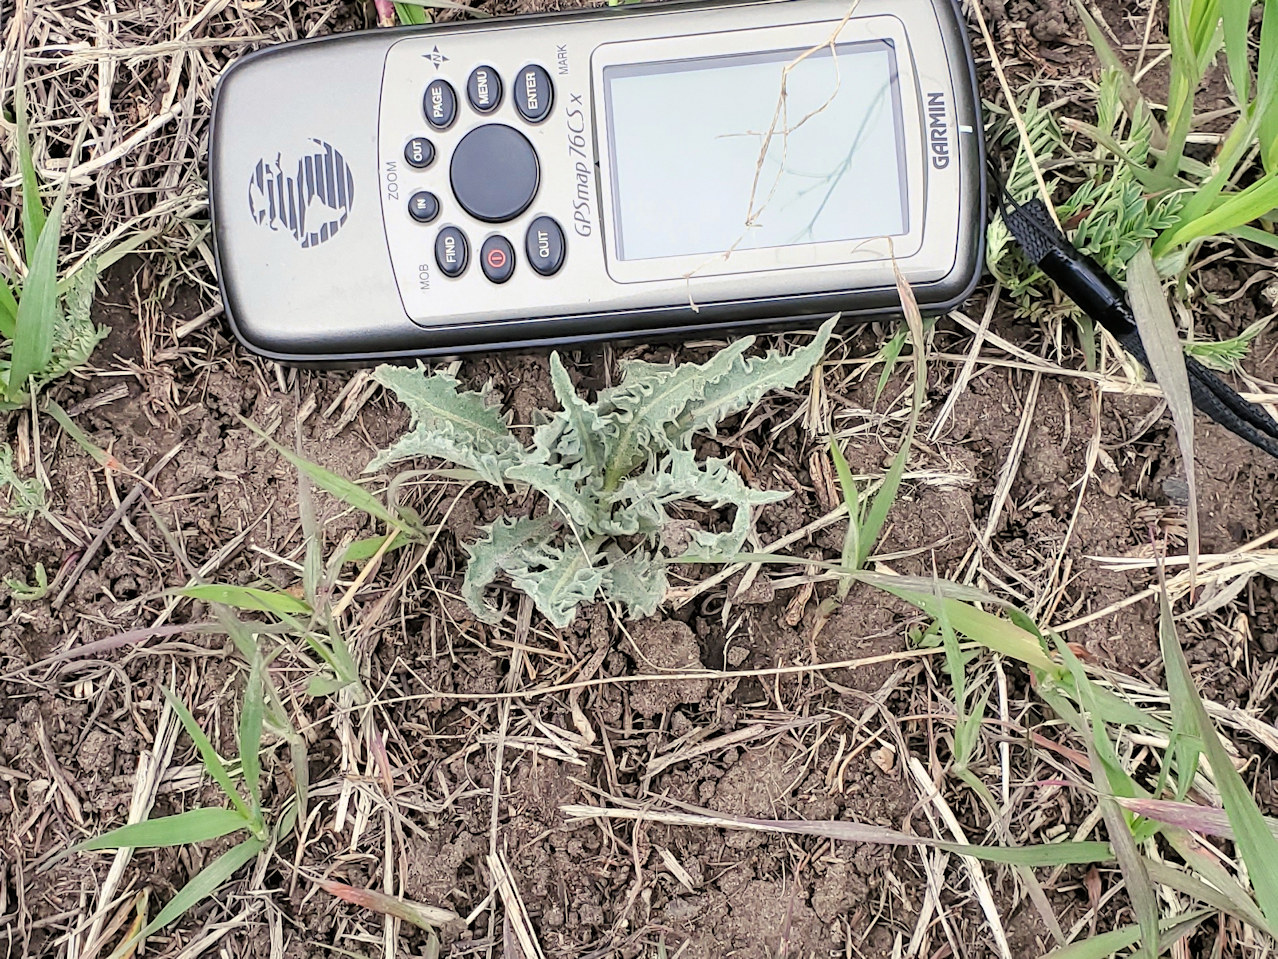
left=209, top=0, right=984, bottom=362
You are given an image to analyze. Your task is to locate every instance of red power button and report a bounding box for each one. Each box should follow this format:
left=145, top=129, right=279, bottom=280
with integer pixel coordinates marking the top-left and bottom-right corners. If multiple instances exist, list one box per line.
left=480, top=235, right=515, bottom=283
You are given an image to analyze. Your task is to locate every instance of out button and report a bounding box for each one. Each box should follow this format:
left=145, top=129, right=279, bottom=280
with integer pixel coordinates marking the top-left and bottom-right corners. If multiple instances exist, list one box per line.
left=480, top=235, right=515, bottom=284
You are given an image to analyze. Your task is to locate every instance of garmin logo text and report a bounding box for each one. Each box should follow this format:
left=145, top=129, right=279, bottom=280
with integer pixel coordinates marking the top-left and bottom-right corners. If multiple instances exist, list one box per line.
left=927, top=93, right=950, bottom=170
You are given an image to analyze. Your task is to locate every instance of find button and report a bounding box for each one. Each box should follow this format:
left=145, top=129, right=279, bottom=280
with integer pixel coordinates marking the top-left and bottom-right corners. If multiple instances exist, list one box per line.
left=480, top=235, right=515, bottom=284
left=525, top=216, right=565, bottom=276
left=435, top=226, right=469, bottom=278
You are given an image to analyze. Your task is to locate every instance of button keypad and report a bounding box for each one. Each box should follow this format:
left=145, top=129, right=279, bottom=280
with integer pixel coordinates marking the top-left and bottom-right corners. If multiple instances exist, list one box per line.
left=435, top=226, right=469, bottom=277
left=466, top=66, right=503, bottom=114
left=406, top=63, right=564, bottom=285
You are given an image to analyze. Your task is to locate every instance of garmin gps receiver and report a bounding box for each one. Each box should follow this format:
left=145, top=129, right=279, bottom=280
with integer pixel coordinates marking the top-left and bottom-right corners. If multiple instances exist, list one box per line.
left=209, top=0, right=985, bottom=362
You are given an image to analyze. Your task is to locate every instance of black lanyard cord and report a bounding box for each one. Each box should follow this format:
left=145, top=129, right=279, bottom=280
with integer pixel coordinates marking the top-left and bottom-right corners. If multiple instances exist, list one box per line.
left=994, top=181, right=1278, bottom=460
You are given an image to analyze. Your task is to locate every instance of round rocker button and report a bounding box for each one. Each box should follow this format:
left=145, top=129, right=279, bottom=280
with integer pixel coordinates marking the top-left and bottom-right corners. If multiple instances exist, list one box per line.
left=514, top=65, right=554, bottom=123
left=423, top=79, right=456, bottom=129
left=435, top=226, right=469, bottom=277
left=408, top=191, right=439, bottom=223
left=525, top=216, right=565, bottom=276
left=449, top=124, right=539, bottom=223
left=404, top=137, right=435, bottom=169
left=466, top=65, right=503, bottom=113
left=480, top=235, right=515, bottom=283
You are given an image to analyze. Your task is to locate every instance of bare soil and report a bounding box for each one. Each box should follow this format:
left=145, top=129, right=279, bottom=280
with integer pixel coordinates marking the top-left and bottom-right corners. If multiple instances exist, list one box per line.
left=3, top=0, right=1278, bottom=957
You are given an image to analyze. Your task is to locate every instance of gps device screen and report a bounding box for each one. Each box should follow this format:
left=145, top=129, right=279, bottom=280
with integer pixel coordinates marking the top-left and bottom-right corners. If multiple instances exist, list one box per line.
left=603, top=40, right=908, bottom=261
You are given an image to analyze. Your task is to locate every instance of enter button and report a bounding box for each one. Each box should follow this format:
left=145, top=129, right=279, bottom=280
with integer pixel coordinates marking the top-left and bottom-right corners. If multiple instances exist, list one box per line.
left=525, top=216, right=565, bottom=276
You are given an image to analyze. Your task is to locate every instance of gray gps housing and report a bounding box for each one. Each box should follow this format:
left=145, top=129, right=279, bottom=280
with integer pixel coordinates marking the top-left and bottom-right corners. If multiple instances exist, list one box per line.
left=209, top=0, right=985, bottom=362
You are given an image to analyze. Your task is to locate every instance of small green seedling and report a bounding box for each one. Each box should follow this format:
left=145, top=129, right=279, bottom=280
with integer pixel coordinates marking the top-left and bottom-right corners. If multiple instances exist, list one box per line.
left=2, top=75, right=107, bottom=407
left=76, top=661, right=294, bottom=959
left=370, top=318, right=837, bottom=627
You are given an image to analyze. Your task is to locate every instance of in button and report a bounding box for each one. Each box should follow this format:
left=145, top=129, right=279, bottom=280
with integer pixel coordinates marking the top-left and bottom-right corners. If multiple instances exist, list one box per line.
left=467, top=66, right=503, bottom=113
left=408, top=191, right=440, bottom=223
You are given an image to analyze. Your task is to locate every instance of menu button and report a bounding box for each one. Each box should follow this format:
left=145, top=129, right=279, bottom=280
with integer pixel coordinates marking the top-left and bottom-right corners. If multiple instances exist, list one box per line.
left=467, top=66, right=503, bottom=113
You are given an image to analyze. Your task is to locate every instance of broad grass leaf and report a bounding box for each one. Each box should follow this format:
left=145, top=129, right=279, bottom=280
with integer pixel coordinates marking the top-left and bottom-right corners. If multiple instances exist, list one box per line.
left=106, top=837, right=266, bottom=959
left=1043, top=911, right=1209, bottom=959
left=1158, top=578, right=1278, bottom=926
left=239, top=648, right=266, bottom=811
left=160, top=686, right=251, bottom=819
left=0, top=279, right=17, bottom=340
left=244, top=418, right=412, bottom=533
left=15, top=71, right=46, bottom=261
left=1126, top=248, right=1198, bottom=582
left=76, top=808, right=248, bottom=851
left=7, top=197, right=64, bottom=399
left=179, top=584, right=311, bottom=617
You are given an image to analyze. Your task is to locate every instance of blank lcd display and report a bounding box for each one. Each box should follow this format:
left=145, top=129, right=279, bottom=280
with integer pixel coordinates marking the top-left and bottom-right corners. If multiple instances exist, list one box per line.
left=603, top=41, right=908, bottom=262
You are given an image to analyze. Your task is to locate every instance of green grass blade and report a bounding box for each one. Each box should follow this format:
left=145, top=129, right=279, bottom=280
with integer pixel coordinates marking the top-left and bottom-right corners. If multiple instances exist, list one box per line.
left=1072, top=0, right=1165, bottom=147
left=178, top=583, right=311, bottom=617
left=7, top=197, right=64, bottom=399
left=0, top=279, right=17, bottom=340
left=239, top=648, right=266, bottom=813
left=1045, top=911, right=1209, bottom=959
left=1145, top=856, right=1275, bottom=934
left=75, top=808, right=248, bottom=851
left=14, top=70, right=47, bottom=261
left=1127, top=249, right=1199, bottom=583
left=394, top=0, right=430, bottom=22
left=869, top=579, right=1056, bottom=672
left=1261, top=0, right=1278, bottom=172
left=857, top=264, right=925, bottom=569
left=828, top=438, right=860, bottom=576
left=160, top=686, right=251, bottom=819
left=107, top=836, right=266, bottom=959
left=241, top=418, right=413, bottom=533
left=1157, top=172, right=1278, bottom=254
left=1220, top=0, right=1252, bottom=104
left=1158, top=577, right=1278, bottom=926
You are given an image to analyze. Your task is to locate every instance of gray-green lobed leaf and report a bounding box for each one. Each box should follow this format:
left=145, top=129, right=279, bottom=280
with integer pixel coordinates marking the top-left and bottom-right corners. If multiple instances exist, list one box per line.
left=370, top=319, right=838, bottom=626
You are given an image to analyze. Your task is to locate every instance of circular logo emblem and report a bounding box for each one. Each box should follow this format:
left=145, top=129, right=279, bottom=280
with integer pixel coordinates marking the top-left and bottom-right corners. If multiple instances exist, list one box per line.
left=247, top=139, right=354, bottom=248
